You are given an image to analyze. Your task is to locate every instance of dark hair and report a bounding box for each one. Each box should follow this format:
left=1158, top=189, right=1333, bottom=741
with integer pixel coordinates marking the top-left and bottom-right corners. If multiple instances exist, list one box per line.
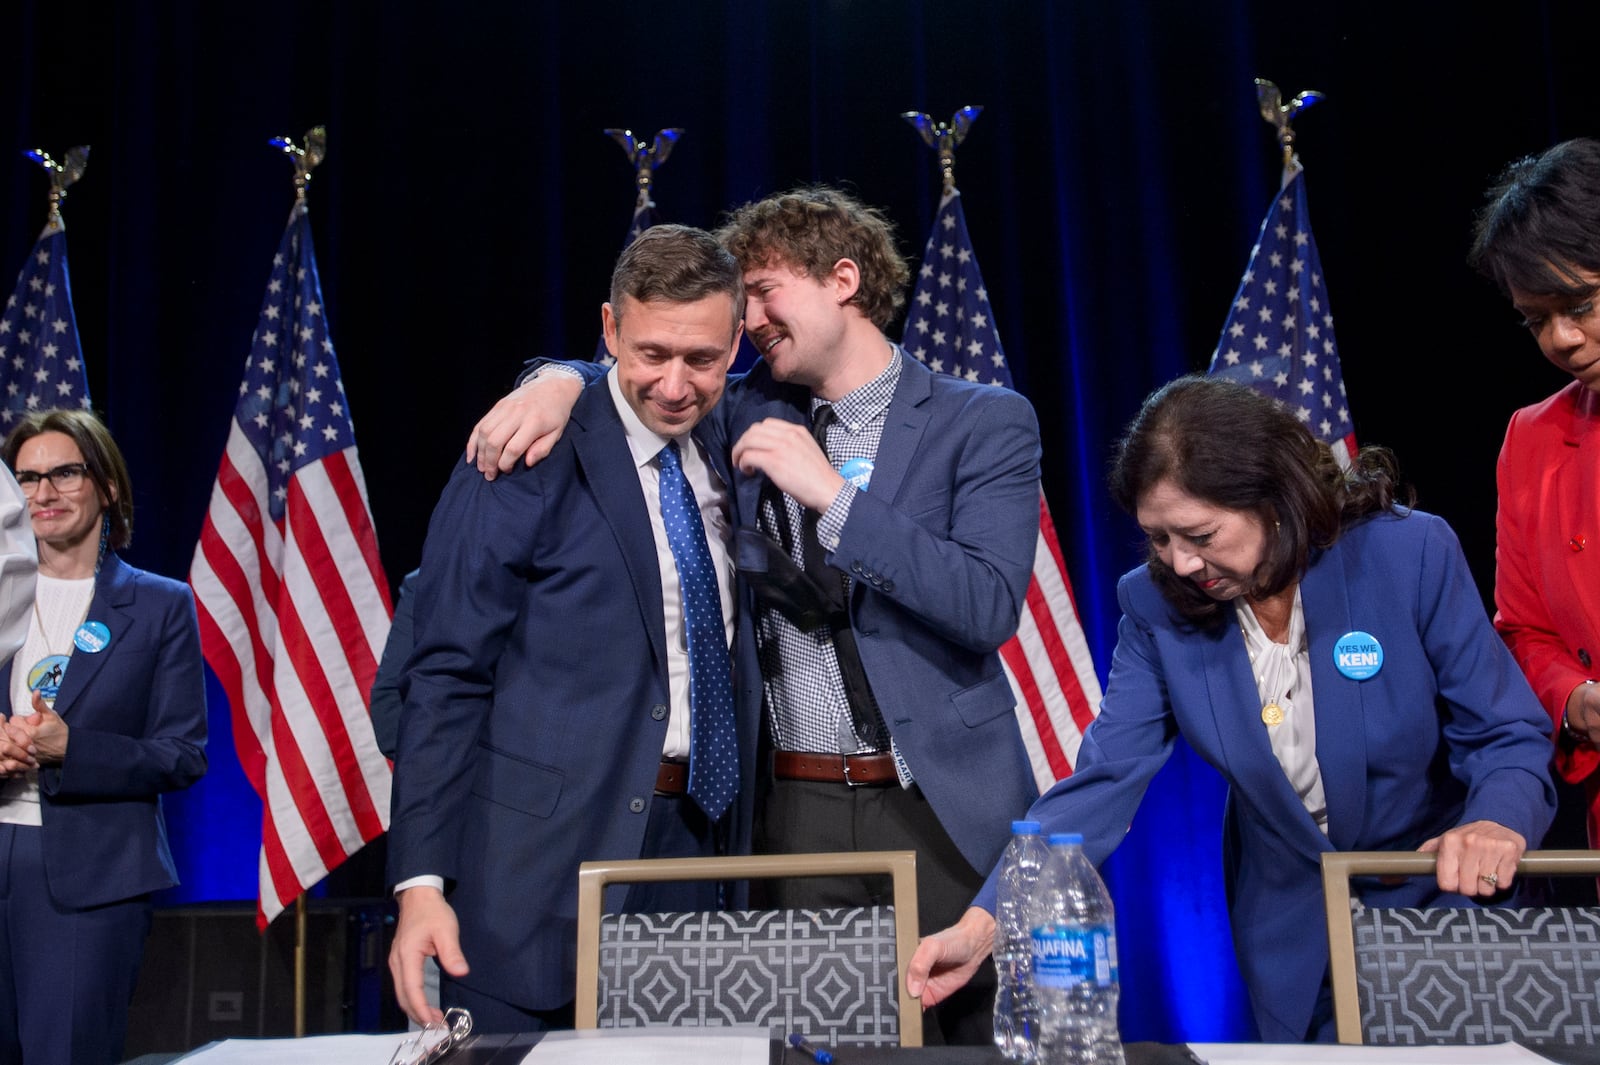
left=1109, top=375, right=1407, bottom=627
left=3, top=407, right=135, bottom=549
left=609, top=224, right=745, bottom=329
left=1469, top=137, right=1600, bottom=299
left=717, top=185, right=910, bottom=329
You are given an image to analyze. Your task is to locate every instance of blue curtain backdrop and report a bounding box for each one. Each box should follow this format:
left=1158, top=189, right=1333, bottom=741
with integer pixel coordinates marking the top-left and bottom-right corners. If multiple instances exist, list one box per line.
left=4, top=0, right=1598, bottom=1043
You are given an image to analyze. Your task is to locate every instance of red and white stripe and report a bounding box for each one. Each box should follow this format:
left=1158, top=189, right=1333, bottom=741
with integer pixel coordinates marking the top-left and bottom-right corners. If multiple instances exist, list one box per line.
left=998, top=490, right=1103, bottom=791
left=190, top=421, right=392, bottom=929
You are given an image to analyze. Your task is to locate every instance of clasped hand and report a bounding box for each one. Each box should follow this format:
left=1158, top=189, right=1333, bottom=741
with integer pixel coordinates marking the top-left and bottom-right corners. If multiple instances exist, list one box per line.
left=0, top=691, right=68, bottom=776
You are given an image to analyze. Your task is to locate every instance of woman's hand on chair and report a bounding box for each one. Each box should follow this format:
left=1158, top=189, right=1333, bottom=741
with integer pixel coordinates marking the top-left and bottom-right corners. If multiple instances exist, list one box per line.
left=1420, top=820, right=1526, bottom=897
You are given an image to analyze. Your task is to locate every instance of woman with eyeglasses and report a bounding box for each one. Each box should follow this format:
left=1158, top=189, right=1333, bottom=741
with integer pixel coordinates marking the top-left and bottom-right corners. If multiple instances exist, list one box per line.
left=0, top=408, right=207, bottom=1065
left=1470, top=139, right=1600, bottom=863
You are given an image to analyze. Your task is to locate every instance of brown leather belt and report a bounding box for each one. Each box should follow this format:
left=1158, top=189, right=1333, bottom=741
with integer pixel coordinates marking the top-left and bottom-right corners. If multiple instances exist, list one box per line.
left=772, top=750, right=897, bottom=786
left=655, top=760, right=688, bottom=795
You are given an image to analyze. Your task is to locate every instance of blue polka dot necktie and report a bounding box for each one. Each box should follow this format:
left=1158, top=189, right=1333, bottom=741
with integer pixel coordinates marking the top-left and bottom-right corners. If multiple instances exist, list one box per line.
left=657, top=441, right=738, bottom=821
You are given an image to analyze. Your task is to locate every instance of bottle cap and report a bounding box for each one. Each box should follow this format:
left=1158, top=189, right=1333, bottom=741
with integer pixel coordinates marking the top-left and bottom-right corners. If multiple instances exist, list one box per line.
left=1011, top=820, right=1043, bottom=834
left=1048, top=832, right=1084, bottom=846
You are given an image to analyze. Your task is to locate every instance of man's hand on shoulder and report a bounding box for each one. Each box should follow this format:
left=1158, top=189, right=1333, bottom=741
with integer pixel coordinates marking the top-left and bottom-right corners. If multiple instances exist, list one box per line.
left=465, top=371, right=585, bottom=479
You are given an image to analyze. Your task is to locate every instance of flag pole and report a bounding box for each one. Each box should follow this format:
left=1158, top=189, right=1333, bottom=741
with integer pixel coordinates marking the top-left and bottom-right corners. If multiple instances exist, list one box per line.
left=900, top=104, right=983, bottom=198
left=294, top=895, right=307, bottom=1037
left=267, top=125, right=326, bottom=1040
left=592, top=127, right=683, bottom=361
left=602, top=126, right=683, bottom=216
left=22, top=145, right=89, bottom=233
left=895, top=104, right=1106, bottom=788
left=4, top=147, right=94, bottom=418
left=1253, top=78, right=1324, bottom=185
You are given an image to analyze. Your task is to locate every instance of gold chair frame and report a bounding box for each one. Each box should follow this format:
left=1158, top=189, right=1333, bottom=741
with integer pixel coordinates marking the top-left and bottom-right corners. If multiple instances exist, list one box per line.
left=1321, top=849, right=1600, bottom=1045
left=574, top=849, right=922, bottom=1046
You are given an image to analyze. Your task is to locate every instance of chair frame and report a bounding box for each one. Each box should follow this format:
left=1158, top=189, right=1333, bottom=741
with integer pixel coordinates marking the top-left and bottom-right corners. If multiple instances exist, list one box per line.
left=1321, top=848, right=1600, bottom=1045
left=575, top=849, right=922, bottom=1046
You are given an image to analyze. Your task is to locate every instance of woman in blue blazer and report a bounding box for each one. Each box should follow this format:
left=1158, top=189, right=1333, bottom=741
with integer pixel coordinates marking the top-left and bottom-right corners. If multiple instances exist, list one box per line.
left=906, top=375, right=1557, bottom=1044
left=0, top=409, right=207, bottom=1065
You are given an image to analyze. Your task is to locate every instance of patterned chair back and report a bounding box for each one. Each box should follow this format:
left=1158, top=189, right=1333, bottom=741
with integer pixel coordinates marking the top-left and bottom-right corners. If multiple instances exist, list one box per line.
left=575, top=850, right=922, bottom=1047
left=596, top=905, right=903, bottom=1046
left=1323, top=850, right=1600, bottom=1046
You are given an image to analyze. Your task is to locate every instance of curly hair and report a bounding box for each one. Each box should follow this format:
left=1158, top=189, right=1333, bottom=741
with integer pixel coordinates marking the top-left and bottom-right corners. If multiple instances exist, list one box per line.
left=1109, top=375, right=1408, bottom=628
left=717, top=185, right=910, bottom=329
left=1469, top=137, right=1600, bottom=299
left=3, top=407, right=135, bottom=550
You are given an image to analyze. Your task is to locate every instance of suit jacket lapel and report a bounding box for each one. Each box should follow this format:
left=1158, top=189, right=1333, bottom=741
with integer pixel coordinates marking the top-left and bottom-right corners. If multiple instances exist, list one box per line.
left=49, top=553, right=135, bottom=720
left=731, top=366, right=807, bottom=531
left=1558, top=388, right=1600, bottom=596
left=569, top=386, right=668, bottom=672
left=861, top=350, right=931, bottom=506
left=1197, top=614, right=1329, bottom=858
left=1302, top=540, right=1368, bottom=852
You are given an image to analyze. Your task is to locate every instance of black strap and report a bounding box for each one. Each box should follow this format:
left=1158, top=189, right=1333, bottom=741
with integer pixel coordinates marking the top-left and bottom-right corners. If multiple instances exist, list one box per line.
left=802, top=405, right=881, bottom=746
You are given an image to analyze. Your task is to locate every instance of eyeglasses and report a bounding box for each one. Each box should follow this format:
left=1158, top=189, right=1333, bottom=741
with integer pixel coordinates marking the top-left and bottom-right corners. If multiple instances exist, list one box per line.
left=386, top=1008, right=473, bottom=1065
left=14, top=462, right=90, bottom=497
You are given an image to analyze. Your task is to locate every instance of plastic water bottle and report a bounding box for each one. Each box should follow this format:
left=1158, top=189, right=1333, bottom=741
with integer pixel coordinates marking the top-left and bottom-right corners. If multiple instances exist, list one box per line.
left=993, top=819, right=1051, bottom=1061
left=1028, top=832, right=1123, bottom=1065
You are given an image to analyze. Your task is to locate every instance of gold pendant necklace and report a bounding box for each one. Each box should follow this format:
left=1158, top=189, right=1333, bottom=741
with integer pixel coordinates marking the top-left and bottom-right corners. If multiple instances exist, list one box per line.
left=1240, top=616, right=1290, bottom=727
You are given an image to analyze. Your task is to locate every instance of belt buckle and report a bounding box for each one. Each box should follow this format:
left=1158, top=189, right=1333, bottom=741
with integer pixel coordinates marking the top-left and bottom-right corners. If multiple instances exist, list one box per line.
left=842, top=754, right=866, bottom=787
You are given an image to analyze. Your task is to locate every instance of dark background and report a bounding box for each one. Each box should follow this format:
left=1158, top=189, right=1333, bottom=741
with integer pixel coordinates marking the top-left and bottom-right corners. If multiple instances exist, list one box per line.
left=4, top=0, right=1598, bottom=1043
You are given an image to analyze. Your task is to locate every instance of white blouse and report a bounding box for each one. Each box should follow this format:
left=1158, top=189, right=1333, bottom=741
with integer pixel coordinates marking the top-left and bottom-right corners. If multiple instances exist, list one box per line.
left=1236, top=588, right=1328, bottom=833
left=0, top=574, right=94, bottom=826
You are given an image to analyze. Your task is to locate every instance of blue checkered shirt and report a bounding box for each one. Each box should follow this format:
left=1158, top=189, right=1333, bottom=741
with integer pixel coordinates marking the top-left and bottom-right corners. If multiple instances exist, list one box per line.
left=757, top=347, right=902, bottom=755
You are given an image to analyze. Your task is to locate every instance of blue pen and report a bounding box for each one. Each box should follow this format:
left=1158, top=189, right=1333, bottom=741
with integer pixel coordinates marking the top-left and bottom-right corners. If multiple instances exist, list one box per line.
left=788, top=1033, right=834, bottom=1064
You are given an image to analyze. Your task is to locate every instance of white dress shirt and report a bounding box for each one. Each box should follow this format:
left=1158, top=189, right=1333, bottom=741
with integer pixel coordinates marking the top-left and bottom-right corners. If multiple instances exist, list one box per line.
left=605, top=369, right=736, bottom=758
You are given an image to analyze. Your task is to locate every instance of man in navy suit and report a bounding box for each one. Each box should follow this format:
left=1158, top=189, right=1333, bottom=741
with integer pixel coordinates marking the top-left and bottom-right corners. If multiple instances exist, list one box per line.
left=386, top=225, right=755, bottom=1033
left=469, top=188, right=1044, bottom=1044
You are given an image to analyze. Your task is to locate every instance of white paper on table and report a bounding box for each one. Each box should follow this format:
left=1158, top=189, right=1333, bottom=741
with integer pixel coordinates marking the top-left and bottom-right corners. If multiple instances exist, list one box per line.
left=520, top=1026, right=771, bottom=1065
left=1187, top=1042, right=1553, bottom=1064
left=164, top=1032, right=415, bottom=1063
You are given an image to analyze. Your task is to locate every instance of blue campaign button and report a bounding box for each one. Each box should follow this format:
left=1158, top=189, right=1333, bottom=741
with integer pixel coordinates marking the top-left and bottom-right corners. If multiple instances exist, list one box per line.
left=841, top=457, right=873, bottom=491
left=1333, top=630, right=1384, bottom=680
left=74, top=620, right=111, bottom=654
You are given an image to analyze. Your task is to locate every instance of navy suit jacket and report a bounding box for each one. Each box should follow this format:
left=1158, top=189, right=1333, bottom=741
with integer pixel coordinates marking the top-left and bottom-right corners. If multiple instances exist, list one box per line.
left=704, top=349, right=1043, bottom=875
left=0, top=552, right=208, bottom=909
left=388, top=378, right=760, bottom=1011
left=992, top=511, right=1556, bottom=1042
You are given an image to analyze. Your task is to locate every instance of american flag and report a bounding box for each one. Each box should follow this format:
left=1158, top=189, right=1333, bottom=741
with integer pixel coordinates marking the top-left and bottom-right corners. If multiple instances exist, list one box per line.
left=594, top=197, right=655, bottom=364
left=1208, top=166, right=1355, bottom=465
left=0, top=221, right=91, bottom=425
left=189, top=202, right=393, bottom=929
left=901, top=188, right=1103, bottom=789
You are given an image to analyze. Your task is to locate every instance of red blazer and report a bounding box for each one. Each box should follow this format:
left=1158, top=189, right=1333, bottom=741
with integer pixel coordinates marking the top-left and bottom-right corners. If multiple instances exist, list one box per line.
left=1495, top=380, right=1600, bottom=843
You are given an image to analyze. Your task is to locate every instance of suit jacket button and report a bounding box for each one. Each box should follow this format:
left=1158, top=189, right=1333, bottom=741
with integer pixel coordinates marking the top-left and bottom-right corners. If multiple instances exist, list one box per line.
left=882, top=580, right=894, bottom=592
left=629, top=798, right=646, bottom=813
left=651, top=703, right=668, bottom=720
left=1581, top=649, right=1592, bottom=670
left=851, top=562, right=864, bottom=574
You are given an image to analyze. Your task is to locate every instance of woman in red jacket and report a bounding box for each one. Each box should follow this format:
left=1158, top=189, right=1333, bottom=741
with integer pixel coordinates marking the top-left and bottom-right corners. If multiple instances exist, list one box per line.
left=1472, top=137, right=1600, bottom=852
